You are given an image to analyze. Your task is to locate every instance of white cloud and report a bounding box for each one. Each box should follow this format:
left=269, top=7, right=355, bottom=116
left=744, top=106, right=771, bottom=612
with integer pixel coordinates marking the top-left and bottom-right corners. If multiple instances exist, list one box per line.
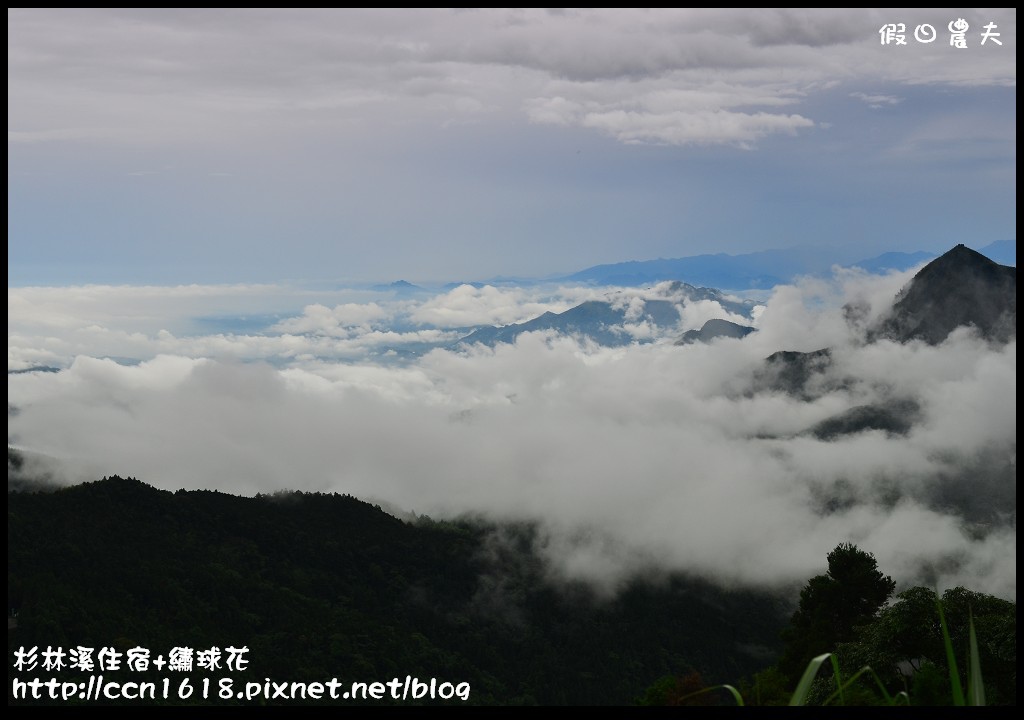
left=850, top=91, right=902, bottom=108
left=677, top=299, right=751, bottom=332
left=8, top=270, right=1016, bottom=600
left=9, top=8, right=1015, bottom=151
left=580, top=108, right=814, bottom=148
left=526, top=78, right=816, bottom=147
left=409, top=284, right=594, bottom=328
left=271, top=302, right=390, bottom=335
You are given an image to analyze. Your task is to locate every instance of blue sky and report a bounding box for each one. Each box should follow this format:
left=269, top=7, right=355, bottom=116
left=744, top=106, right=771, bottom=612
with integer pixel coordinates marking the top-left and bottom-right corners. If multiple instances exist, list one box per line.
left=8, top=8, right=1016, bottom=286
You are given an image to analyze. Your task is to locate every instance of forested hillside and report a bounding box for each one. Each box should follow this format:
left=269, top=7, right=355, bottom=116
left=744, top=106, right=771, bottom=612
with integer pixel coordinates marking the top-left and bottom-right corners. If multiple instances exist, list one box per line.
left=8, top=469, right=787, bottom=705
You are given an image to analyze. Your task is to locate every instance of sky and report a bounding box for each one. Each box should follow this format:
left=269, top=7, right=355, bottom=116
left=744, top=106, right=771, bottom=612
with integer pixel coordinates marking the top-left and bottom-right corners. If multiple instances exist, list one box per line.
left=7, top=8, right=1017, bottom=286
left=6, top=9, right=1017, bottom=601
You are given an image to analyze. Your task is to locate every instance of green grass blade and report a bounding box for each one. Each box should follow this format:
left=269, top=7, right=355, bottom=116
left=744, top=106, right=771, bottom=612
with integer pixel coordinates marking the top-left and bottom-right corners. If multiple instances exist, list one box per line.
left=675, top=683, right=745, bottom=706
left=822, top=665, right=898, bottom=706
left=936, top=594, right=965, bottom=706
left=716, top=684, right=745, bottom=707
left=967, top=610, right=985, bottom=706
left=789, top=653, right=831, bottom=706
left=829, top=654, right=844, bottom=705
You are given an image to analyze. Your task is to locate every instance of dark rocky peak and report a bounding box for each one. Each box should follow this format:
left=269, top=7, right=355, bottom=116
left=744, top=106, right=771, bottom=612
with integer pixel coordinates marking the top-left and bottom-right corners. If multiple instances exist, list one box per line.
left=675, top=319, right=756, bottom=346
left=750, top=348, right=848, bottom=400
left=871, top=244, right=1016, bottom=345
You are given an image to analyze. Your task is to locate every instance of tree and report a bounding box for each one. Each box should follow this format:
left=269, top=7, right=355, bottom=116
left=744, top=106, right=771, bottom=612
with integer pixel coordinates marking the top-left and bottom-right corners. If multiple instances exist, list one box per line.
left=778, top=543, right=895, bottom=683
left=839, top=586, right=1017, bottom=705
left=637, top=670, right=718, bottom=706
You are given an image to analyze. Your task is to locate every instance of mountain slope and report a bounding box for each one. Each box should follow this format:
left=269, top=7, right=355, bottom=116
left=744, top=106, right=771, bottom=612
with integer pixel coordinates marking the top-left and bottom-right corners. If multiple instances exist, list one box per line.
left=455, top=300, right=672, bottom=347
left=8, top=476, right=787, bottom=706
left=758, top=244, right=1016, bottom=401
left=871, top=244, right=1016, bottom=345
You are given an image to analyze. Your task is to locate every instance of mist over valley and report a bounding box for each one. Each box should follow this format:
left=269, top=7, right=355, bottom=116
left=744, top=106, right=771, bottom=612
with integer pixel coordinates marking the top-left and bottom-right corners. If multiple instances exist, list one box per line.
left=9, top=245, right=1016, bottom=602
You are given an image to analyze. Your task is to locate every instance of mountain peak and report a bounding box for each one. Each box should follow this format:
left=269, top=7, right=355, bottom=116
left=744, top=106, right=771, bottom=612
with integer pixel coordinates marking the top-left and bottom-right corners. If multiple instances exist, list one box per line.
left=871, top=244, right=1016, bottom=345
left=370, top=279, right=427, bottom=294
left=675, top=318, right=755, bottom=346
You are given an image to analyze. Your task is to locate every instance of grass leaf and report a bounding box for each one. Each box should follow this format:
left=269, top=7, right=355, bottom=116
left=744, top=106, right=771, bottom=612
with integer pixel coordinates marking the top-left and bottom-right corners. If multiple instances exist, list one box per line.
left=675, top=683, right=745, bottom=706
left=789, top=653, right=831, bottom=706
left=716, top=684, right=746, bottom=707
left=936, top=593, right=965, bottom=706
left=966, top=609, right=985, bottom=706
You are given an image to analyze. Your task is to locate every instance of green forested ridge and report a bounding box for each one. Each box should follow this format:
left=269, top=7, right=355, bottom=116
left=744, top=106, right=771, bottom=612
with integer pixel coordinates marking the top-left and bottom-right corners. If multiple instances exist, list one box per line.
left=8, top=471, right=787, bottom=705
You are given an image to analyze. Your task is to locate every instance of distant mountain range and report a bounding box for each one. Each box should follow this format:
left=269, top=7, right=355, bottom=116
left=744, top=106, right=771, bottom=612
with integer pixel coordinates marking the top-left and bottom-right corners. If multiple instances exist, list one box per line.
left=555, top=240, right=1015, bottom=290
left=450, top=243, right=1015, bottom=351
left=452, top=282, right=758, bottom=349
left=370, top=279, right=428, bottom=295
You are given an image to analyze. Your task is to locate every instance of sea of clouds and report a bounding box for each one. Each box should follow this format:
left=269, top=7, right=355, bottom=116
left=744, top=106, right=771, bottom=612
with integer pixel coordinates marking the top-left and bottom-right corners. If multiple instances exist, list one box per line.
left=7, top=268, right=1016, bottom=600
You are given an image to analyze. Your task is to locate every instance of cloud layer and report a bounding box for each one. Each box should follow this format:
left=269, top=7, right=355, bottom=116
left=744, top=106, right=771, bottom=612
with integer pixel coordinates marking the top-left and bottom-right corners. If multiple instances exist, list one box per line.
left=8, top=269, right=1016, bottom=600
left=10, top=9, right=1015, bottom=148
